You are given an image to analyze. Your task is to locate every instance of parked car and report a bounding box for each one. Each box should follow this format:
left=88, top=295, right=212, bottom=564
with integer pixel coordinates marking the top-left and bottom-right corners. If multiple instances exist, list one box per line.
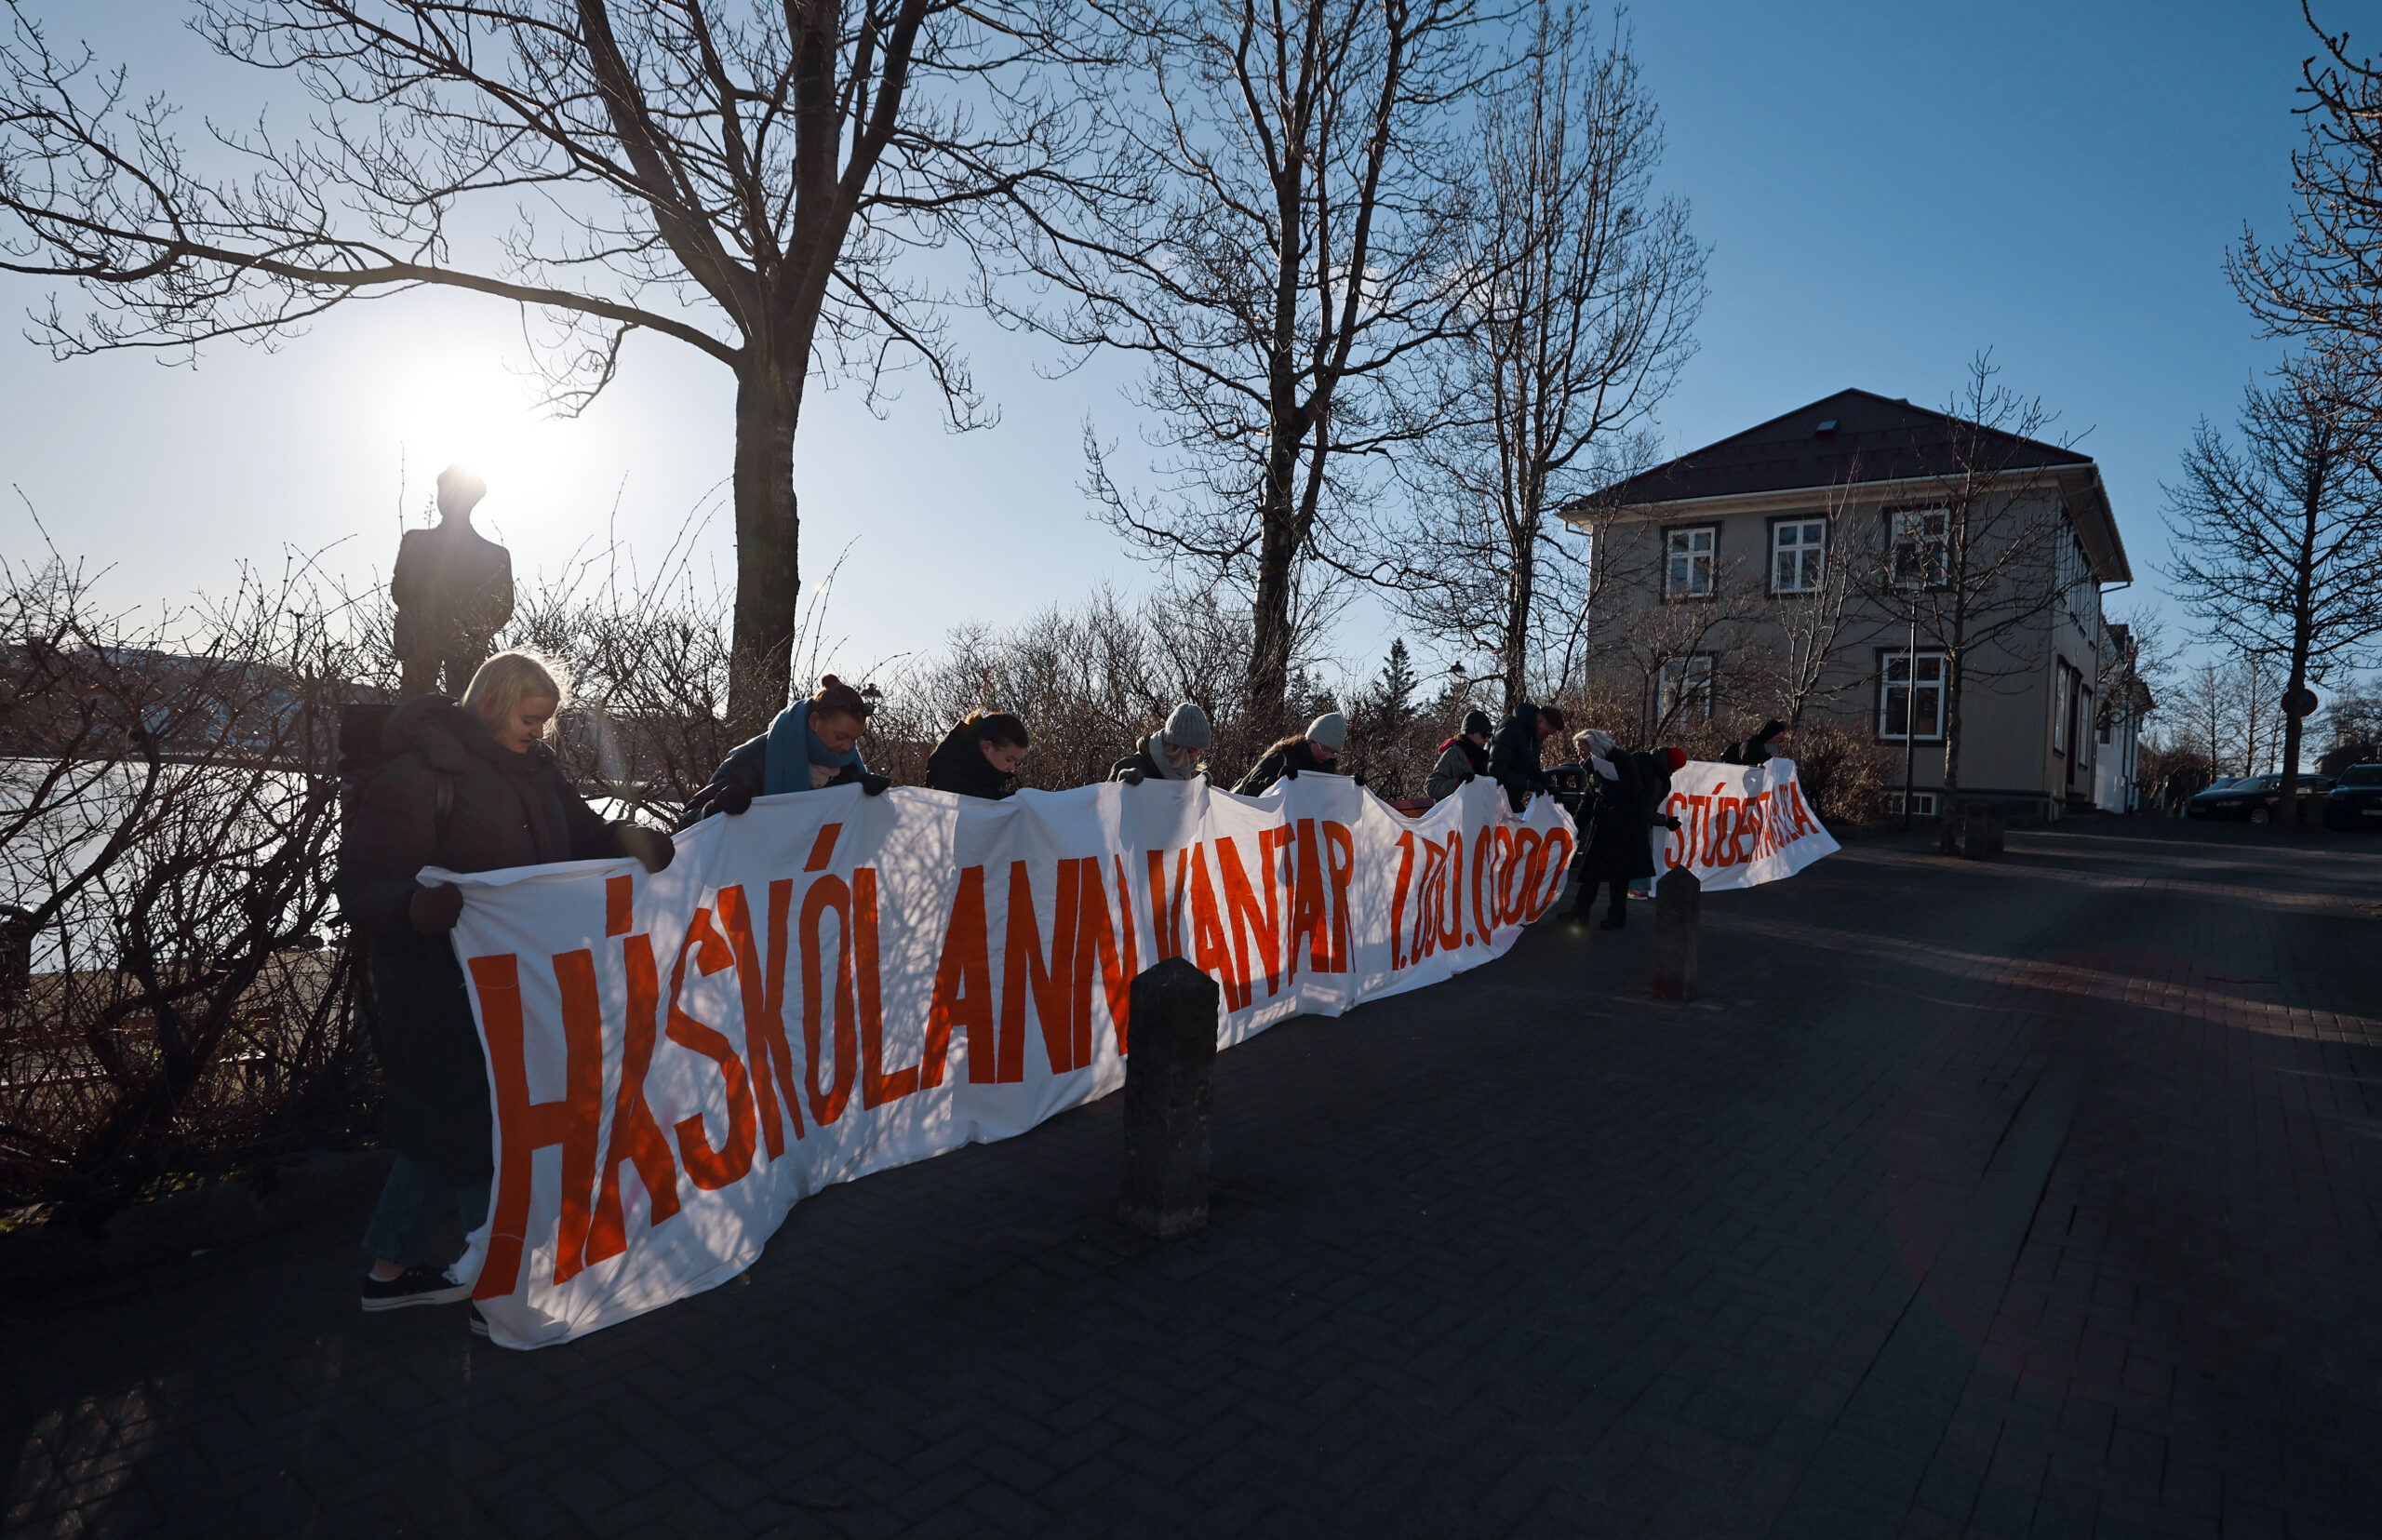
left=2185, top=772, right=2335, bottom=824
left=2323, top=763, right=2382, bottom=831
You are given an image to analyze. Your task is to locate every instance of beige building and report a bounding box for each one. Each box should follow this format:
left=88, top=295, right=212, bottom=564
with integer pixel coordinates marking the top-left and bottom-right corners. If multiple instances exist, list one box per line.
left=1570, top=389, right=2135, bottom=820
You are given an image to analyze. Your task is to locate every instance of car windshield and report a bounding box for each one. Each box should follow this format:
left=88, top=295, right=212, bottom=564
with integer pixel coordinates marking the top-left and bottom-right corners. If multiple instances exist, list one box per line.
left=2340, top=766, right=2382, bottom=787
left=2243, top=775, right=2282, bottom=791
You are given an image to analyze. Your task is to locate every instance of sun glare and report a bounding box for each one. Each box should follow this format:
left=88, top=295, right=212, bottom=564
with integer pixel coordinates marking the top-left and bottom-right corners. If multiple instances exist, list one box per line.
left=379, top=356, right=574, bottom=536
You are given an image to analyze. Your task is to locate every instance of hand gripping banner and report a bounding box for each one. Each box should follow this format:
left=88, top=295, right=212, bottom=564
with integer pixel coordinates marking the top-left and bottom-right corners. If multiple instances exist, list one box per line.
left=1653, top=757, right=1840, bottom=891
left=430, top=775, right=1574, bottom=1347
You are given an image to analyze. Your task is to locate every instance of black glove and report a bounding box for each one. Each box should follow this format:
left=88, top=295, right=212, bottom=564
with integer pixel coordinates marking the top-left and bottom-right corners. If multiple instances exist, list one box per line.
left=616, top=823, right=675, bottom=874
left=1353, top=772, right=1368, bottom=788
left=1283, top=765, right=1299, bottom=780
left=408, top=882, right=464, bottom=934
left=859, top=772, right=891, bottom=797
left=714, top=782, right=755, bottom=818
left=1664, top=815, right=1684, bottom=832
left=1118, top=767, right=1145, bottom=786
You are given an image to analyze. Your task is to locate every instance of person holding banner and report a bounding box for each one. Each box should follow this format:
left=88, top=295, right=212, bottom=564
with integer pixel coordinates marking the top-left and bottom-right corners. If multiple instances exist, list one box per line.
left=1233, top=712, right=1349, bottom=796
left=1424, top=709, right=1495, bottom=802
left=924, top=710, right=1032, bottom=799
left=337, top=651, right=676, bottom=1316
left=677, top=674, right=891, bottom=827
left=1566, top=731, right=1683, bottom=929
left=1112, top=702, right=1212, bottom=784
left=1486, top=701, right=1567, bottom=811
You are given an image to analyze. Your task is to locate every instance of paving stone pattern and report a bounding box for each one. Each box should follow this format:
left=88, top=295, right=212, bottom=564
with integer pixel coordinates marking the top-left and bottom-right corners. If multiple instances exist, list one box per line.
left=6, top=819, right=2379, bottom=1538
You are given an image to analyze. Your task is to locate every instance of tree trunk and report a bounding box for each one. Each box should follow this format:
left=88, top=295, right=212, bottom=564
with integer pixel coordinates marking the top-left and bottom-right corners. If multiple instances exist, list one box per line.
left=1245, top=432, right=1305, bottom=735
left=1939, top=656, right=1964, bottom=854
left=1502, top=524, right=1536, bottom=715
left=727, top=365, right=803, bottom=740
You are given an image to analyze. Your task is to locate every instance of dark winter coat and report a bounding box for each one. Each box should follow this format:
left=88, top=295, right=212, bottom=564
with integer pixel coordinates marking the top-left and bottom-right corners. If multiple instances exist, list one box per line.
left=1485, top=705, right=1552, bottom=811
left=1720, top=719, right=1788, bottom=767
left=1424, top=735, right=1489, bottom=802
left=1232, top=738, right=1335, bottom=797
left=336, top=696, right=625, bottom=1179
left=1577, top=752, right=1678, bottom=882
left=676, top=728, right=866, bottom=828
left=924, top=720, right=1019, bottom=800
left=1109, top=734, right=1200, bottom=783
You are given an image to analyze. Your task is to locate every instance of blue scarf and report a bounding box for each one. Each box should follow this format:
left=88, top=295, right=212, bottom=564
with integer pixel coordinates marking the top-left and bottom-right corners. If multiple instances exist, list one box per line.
left=762, top=699, right=865, bottom=797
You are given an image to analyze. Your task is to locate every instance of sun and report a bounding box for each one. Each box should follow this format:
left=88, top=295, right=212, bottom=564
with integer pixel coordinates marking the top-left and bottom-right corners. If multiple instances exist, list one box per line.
left=377, top=354, right=573, bottom=535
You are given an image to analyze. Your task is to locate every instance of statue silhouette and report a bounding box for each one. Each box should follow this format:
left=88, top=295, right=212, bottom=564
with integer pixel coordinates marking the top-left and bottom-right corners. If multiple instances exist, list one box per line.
left=392, top=465, right=515, bottom=698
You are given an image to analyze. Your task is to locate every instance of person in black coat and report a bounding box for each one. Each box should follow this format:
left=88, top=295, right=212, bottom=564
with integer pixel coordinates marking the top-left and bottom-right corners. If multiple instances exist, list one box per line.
left=1233, top=712, right=1348, bottom=796
left=1485, top=701, right=1567, bottom=812
left=1720, top=718, right=1789, bottom=767
left=925, top=710, right=1031, bottom=799
left=337, top=651, right=673, bottom=1313
left=1565, top=732, right=1684, bottom=929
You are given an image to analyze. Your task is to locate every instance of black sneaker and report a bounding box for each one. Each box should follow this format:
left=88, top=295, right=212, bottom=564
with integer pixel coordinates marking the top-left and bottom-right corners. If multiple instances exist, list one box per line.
left=468, top=1303, right=490, bottom=1338
left=360, top=1265, right=471, bottom=1311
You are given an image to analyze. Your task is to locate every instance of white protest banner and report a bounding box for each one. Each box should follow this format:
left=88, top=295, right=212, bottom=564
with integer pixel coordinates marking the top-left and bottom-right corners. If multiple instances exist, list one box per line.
left=1651, top=757, right=1839, bottom=891
left=431, top=774, right=1573, bottom=1347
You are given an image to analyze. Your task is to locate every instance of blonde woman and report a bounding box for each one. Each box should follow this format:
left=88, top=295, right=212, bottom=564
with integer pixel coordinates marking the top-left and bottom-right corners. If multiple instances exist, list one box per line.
left=335, top=650, right=672, bottom=1323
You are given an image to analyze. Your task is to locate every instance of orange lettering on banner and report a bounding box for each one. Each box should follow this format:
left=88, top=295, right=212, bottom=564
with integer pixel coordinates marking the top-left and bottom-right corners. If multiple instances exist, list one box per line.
left=605, top=875, right=633, bottom=937
left=1664, top=797, right=1688, bottom=868
left=1413, top=837, right=1446, bottom=960
left=1505, top=829, right=1544, bottom=925
left=1538, top=829, right=1574, bottom=915
left=1184, top=844, right=1242, bottom=1009
left=1471, top=829, right=1495, bottom=944
left=1323, top=822, right=1355, bottom=972
left=1388, top=829, right=1416, bottom=970
left=1216, top=834, right=1283, bottom=998
left=1111, top=854, right=1141, bottom=1051
left=1143, top=849, right=1189, bottom=961
left=1786, top=782, right=1820, bottom=837
left=923, top=866, right=993, bottom=1086
left=851, top=868, right=919, bottom=1109
left=586, top=934, right=684, bottom=1269
left=805, top=824, right=842, bottom=872
left=1436, top=832, right=1465, bottom=953
left=663, top=909, right=758, bottom=1191
left=473, top=951, right=601, bottom=1298
left=1073, top=857, right=1131, bottom=1064
left=1289, top=820, right=1332, bottom=978
left=715, top=882, right=804, bottom=1159
left=1002, top=860, right=1081, bottom=1075
left=799, top=876, right=860, bottom=1126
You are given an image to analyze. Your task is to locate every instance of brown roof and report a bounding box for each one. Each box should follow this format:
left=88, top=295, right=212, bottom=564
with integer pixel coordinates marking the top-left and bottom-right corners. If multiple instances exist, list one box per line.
left=1593, top=388, right=2094, bottom=507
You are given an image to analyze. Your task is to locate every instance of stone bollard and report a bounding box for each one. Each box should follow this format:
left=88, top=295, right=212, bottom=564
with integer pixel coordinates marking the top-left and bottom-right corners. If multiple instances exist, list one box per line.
left=1986, top=805, right=2007, bottom=855
left=1117, top=957, right=1218, bottom=1239
left=1960, top=802, right=1990, bottom=860
left=1651, top=866, right=1700, bottom=1001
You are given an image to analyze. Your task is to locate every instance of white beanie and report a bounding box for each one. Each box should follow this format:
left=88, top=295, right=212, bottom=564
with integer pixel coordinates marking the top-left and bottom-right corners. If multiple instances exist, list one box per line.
left=1305, top=712, right=1347, bottom=751
left=1162, top=701, right=1212, bottom=751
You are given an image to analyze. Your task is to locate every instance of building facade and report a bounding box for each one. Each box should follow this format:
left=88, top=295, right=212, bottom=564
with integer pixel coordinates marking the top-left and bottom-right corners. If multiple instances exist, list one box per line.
left=1570, top=389, right=2135, bottom=820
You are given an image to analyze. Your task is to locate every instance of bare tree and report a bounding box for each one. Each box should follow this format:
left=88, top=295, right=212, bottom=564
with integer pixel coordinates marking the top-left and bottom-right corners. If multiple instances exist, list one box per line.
left=0, top=0, right=1086, bottom=734
left=1572, top=530, right=1764, bottom=745
left=994, top=0, right=1502, bottom=730
left=2162, top=357, right=2382, bottom=801
left=1858, top=355, right=2079, bottom=843
left=2228, top=7, right=2382, bottom=395
left=1376, top=3, right=1703, bottom=712
left=1767, top=460, right=1876, bottom=734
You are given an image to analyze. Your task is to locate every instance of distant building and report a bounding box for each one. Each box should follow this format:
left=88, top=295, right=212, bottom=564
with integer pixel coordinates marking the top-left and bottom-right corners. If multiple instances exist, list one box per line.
left=1572, top=388, right=2135, bottom=820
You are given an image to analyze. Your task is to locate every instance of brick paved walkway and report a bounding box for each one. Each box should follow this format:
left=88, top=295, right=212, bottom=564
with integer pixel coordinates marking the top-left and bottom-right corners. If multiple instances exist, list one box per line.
left=7, top=818, right=2380, bottom=1539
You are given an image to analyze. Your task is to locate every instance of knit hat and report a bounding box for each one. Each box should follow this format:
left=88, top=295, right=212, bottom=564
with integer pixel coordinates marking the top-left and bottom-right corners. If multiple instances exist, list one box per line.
left=1662, top=745, right=1689, bottom=772
left=1305, top=712, right=1348, bottom=751
left=1461, top=708, right=1493, bottom=737
left=1580, top=729, right=1615, bottom=757
left=1161, top=701, right=1212, bottom=751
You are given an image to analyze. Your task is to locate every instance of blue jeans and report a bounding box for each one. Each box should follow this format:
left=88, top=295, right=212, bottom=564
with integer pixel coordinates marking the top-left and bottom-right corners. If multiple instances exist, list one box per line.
left=362, top=1154, right=491, bottom=1268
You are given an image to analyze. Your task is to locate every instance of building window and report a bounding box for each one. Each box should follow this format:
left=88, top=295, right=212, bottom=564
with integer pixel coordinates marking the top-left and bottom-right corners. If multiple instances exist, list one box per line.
left=2053, top=662, right=2071, bottom=756
left=1879, top=650, right=1946, bottom=741
left=1660, top=653, right=1716, bottom=722
left=1666, top=526, right=1716, bottom=598
left=1881, top=790, right=1939, bottom=818
left=1892, top=508, right=1948, bottom=588
left=1772, top=517, right=1827, bottom=594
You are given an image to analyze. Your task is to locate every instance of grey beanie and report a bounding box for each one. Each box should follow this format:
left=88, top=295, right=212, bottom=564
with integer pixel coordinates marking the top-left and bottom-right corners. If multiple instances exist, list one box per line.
left=1305, top=712, right=1348, bottom=752
left=1162, top=701, right=1212, bottom=751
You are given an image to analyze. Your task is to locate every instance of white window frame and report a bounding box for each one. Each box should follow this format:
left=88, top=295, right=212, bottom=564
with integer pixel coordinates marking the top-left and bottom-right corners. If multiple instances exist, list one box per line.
left=1881, top=789, right=1939, bottom=818
left=1892, top=507, right=1949, bottom=589
left=1879, top=649, right=1947, bottom=742
left=1659, top=653, right=1717, bottom=723
left=1665, top=525, right=1717, bottom=600
left=1771, top=516, right=1828, bottom=595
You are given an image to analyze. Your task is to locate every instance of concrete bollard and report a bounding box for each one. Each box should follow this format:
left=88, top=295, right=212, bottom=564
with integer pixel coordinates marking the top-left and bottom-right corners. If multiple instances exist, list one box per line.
left=1117, top=957, right=1218, bottom=1239
left=1651, top=866, right=1700, bottom=1001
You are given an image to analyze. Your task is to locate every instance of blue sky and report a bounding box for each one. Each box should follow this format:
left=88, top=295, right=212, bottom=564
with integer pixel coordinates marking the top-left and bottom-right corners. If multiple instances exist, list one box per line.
left=0, top=0, right=2331, bottom=695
